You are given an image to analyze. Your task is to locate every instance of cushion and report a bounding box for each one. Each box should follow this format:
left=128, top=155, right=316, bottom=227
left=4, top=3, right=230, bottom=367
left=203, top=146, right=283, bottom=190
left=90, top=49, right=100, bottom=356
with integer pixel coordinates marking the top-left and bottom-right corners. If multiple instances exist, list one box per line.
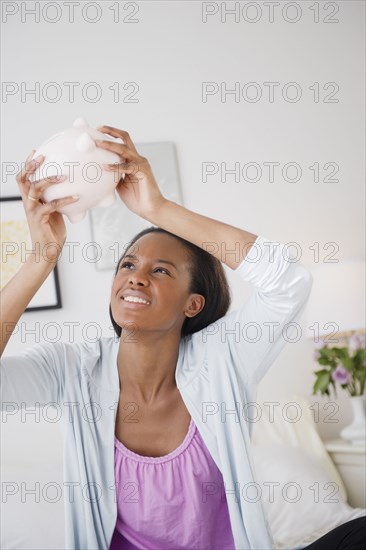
left=251, top=394, right=348, bottom=501
left=250, top=394, right=366, bottom=548
left=252, top=444, right=366, bottom=549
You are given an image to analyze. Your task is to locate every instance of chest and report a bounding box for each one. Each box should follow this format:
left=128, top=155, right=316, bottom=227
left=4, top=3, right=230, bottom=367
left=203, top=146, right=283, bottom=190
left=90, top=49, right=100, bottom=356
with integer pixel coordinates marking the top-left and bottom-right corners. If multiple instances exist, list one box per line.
left=114, top=389, right=191, bottom=457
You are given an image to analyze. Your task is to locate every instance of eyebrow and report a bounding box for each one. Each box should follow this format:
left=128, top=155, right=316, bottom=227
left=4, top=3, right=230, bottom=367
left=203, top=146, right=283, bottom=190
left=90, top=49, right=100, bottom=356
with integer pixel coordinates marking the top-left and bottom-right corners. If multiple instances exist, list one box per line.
left=122, top=254, right=178, bottom=271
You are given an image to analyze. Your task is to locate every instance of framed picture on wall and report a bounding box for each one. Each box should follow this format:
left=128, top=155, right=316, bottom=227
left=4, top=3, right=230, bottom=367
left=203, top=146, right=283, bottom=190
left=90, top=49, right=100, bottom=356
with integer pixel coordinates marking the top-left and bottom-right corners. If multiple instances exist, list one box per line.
left=0, top=196, right=62, bottom=311
left=89, top=141, right=183, bottom=270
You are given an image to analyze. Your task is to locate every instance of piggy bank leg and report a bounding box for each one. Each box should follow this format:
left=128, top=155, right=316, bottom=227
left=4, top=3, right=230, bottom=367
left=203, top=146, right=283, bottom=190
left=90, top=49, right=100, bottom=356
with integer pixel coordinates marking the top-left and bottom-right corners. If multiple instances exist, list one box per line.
left=97, top=193, right=116, bottom=208
left=67, top=211, right=87, bottom=223
left=57, top=206, right=86, bottom=223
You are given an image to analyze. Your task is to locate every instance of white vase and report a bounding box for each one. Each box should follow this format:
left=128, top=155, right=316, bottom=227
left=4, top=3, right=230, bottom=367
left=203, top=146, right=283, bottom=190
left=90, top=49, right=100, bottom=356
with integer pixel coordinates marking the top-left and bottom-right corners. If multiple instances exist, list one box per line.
left=340, top=395, right=366, bottom=446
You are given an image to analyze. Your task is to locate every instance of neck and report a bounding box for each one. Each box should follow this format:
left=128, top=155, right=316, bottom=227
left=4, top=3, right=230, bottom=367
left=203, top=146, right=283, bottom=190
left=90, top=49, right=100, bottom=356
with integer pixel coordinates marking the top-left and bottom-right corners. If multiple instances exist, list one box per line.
left=117, top=329, right=181, bottom=405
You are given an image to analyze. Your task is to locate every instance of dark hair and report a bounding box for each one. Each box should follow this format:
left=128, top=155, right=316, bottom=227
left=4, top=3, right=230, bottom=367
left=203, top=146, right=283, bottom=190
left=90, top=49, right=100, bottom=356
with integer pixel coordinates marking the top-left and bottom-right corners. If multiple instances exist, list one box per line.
left=109, top=226, right=231, bottom=339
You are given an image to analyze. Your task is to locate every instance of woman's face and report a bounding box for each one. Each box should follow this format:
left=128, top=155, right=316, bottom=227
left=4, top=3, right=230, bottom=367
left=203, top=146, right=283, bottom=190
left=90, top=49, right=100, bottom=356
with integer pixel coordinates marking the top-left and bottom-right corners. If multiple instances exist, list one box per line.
left=110, top=233, right=205, bottom=335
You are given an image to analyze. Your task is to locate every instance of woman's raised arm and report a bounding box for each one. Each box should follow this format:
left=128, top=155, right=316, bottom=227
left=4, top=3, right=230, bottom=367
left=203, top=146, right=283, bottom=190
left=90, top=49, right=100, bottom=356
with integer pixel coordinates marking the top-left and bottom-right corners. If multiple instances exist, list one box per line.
left=96, top=126, right=258, bottom=269
left=144, top=200, right=258, bottom=270
left=0, top=152, right=79, bottom=357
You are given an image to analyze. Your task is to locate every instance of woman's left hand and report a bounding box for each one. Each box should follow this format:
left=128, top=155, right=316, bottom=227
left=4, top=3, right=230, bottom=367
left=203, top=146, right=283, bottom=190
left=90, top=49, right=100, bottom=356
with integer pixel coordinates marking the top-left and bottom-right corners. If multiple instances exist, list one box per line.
left=95, top=126, right=166, bottom=220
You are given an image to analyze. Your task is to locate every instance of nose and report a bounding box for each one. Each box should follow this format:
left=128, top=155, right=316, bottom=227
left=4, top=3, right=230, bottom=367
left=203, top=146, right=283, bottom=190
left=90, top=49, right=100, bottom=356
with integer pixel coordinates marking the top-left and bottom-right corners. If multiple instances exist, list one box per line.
left=128, top=268, right=148, bottom=286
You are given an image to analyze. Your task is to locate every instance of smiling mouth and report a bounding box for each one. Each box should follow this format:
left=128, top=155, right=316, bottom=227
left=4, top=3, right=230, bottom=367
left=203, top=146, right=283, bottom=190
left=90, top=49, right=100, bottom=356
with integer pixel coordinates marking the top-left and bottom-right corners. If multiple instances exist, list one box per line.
left=122, top=296, right=151, bottom=305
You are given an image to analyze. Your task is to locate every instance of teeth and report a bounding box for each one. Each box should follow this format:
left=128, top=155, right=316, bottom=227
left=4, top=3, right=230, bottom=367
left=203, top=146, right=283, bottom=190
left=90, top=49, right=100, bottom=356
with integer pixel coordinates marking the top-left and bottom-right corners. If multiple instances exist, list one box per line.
left=123, top=296, right=149, bottom=304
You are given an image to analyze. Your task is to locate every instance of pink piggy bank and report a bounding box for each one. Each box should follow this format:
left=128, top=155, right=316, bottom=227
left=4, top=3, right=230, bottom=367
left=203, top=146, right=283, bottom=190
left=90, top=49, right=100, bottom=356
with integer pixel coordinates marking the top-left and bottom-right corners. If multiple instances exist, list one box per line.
left=31, top=117, right=121, bottom=223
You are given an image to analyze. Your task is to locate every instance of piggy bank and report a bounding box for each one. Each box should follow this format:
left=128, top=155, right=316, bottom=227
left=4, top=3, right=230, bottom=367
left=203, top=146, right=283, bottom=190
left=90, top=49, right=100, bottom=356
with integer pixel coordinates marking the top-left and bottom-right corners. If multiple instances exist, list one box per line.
left=31, top=117, right=121, bottom=223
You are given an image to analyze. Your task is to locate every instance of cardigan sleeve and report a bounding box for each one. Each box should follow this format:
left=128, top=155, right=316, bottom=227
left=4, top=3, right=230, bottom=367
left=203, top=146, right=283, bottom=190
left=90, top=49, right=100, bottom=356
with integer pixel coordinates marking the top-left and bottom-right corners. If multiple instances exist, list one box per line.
left=197, top=235, right=313, bottom=385
left=0, top=341, right=83, bottom=409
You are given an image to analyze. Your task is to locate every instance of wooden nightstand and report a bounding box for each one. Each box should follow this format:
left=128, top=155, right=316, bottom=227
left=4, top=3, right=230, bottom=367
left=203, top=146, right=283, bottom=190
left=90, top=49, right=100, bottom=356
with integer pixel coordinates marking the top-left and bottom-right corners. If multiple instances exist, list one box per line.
left=324, top=439, right=366, bottom=508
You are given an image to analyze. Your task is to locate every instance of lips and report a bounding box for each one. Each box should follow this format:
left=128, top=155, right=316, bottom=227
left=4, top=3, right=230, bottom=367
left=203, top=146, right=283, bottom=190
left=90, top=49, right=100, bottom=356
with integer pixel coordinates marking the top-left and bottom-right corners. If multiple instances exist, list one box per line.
left=120, top=290, right=151, bottom=305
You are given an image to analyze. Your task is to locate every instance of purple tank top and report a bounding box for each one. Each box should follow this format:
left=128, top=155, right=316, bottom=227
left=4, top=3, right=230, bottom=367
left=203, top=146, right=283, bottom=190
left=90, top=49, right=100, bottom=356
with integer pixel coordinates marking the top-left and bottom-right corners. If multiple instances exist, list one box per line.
left=109, top=417, right=236, bottom=550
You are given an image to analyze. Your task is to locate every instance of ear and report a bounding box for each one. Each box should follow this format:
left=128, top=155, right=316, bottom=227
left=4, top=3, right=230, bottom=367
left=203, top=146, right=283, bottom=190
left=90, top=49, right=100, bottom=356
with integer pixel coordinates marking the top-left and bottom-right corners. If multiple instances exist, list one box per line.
left=76, top=132, right=96, bottom=153
left=73, top=117, right=89, bottom=128
left=184, top=294, right=205, bottom=319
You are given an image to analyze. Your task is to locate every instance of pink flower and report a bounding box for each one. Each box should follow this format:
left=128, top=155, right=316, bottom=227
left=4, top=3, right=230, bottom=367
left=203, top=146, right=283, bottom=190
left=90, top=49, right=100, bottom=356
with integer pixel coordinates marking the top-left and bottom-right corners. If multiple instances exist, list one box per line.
left=331, top=365, right=352, bottom=385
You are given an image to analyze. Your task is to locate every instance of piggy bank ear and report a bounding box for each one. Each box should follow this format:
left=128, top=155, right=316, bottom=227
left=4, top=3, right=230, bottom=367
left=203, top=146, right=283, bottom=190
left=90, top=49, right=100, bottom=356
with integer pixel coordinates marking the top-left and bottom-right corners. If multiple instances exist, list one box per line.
left=76, top=132, right=96, bottom=153
left=73, top=117, right=89, bottom=128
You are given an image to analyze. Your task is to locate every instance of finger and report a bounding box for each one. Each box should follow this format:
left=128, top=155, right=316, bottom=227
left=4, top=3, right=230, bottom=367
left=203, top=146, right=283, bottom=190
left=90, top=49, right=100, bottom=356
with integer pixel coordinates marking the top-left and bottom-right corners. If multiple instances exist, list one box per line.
left=17, top=152, right=36, bottom=188
left=95, top=140, right=139, bottom=161
left=26, top=176, right=66, bottom=209
left=102, top=161, right=140, bottom=176
left=25, top=154, right=45, bottom=176
left=26, top=149, right=36, bottom=163
left=96, top=126, right=138, bottom=154
left=37, top=195, right=80, bottom=214
left=30, top=175, right=67, bottom=194
left=17, top=154, right=45, bottom=187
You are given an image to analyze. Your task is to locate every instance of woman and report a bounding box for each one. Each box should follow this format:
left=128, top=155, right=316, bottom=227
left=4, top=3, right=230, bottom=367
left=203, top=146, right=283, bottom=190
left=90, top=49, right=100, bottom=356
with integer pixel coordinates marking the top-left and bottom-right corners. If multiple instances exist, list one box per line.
left=1, top=127, right=364, bottom=550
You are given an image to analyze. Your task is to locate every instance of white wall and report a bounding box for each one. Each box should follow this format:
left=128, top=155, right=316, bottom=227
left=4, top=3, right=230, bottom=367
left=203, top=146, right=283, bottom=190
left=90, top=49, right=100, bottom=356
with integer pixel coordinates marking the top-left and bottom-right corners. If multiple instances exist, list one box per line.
left=2, top=0, right=365, bottom=428
left=1, top=4, right=365, bottom=540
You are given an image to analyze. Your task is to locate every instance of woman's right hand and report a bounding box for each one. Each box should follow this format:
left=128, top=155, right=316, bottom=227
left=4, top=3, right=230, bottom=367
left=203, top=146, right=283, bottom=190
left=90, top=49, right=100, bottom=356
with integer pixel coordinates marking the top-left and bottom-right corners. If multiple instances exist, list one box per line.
left=16, top=150, right=80, bottom=264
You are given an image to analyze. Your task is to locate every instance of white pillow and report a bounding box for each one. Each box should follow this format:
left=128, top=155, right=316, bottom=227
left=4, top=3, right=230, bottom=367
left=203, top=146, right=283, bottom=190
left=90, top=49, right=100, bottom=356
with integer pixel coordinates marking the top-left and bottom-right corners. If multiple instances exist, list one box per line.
left=251, top=394, right=348, bottom=502
left=251, top=444, right=366, bottom=550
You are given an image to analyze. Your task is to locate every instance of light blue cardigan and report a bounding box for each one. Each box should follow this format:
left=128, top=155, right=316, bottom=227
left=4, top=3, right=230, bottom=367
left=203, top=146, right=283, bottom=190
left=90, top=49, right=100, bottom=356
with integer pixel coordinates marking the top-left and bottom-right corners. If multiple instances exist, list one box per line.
left=0, top=235, right=313, bottom=550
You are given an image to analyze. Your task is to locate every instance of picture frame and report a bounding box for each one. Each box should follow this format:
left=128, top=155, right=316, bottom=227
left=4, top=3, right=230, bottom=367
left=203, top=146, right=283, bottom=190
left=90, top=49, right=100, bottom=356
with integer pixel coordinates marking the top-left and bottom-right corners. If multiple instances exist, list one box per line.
left=89, top=141, right=183, bottom=271
left=0, top=196, right=62, bottom=311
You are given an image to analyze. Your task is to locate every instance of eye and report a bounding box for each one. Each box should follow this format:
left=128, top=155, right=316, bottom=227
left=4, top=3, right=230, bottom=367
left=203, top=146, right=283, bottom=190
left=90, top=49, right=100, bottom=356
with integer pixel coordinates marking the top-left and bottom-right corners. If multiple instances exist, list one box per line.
left=119, top=261, right=134, bottom=269
left=154, top=267, right=170, bottom=275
